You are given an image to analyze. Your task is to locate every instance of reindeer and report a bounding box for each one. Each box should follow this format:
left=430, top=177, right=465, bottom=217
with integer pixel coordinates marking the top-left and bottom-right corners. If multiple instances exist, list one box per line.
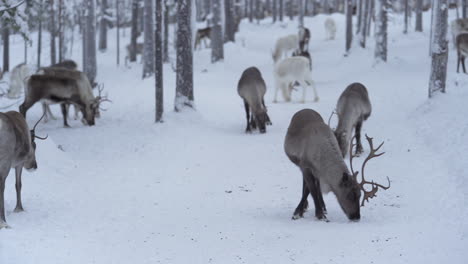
left=194, top=27, right=211, bottom=50
left=292, top=49, right=312, bottom=70
left=298, top=27, right=310, bottom=52
left=274, top=56, right=318, bottom=103
left=20, top=68, right=107, bottom=127
left=6, top=63, right=32, bottom=99
left=451, top=18, right=468, bottom=48
left=237, top=67, right=272, bottom=133
left=125, top=43, right=144, bottom=66
left=325, top=18, right=336, bottom=40
left=334, top=83, right=372, bottom=157
left=0, top=112, right=46, bottom=229
left=456, top=33, right=468, bottom=73
left=284, top=109, right=390, bottom=221
left=272, top=34, right=299, bottom=62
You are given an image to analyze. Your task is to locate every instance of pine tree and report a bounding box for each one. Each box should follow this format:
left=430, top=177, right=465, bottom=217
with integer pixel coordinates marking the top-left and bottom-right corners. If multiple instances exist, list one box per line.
left=211, top=0, right=224, bottom=62
left=415, top=0, right=423, bottom=32
left=83, top=0, right=97, bottom=84
left=374, top=0, right=387, bottom=61
left=49, top=0, right=56, bottom=65
left=175, top=0, right=194, bottom=111
left=130, top=0, right=139, bottom=62
left=345, top=0, right=352, bottom=52
left=99, top=0, right=109, bottom=51
left=155, top=0, right=164, bottom=122
left=225, top=0, right=235, bottom=42
left=142, top=0, right=155, bottom=78
left=429, top=0, right=448, bottom=97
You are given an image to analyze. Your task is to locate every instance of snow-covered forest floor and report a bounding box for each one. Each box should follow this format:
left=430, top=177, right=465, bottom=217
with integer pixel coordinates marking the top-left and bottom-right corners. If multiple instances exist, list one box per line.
left=0, top=11, right=467, bottom=264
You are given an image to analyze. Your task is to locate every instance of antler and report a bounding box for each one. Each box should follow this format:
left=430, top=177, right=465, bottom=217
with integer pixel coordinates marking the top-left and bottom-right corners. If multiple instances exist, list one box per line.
left=31, top=113, right=48, bottom=140
left=95, top=84, right=112, bottom=110
left=327, top=110, right=337, bottom=127
left=359, top=135, right=390, bottom=206
left=348, top=135, right=359, bottom=179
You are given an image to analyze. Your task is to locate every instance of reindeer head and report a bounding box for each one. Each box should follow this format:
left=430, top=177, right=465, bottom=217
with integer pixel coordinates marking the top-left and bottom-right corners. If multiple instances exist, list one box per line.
left=336, top=172, right=361, bottom=221
left=253, top=106, right=269, bottom=134
left=83, top=84, right=111, bottom=126
left=26, top=114, right=48, bottom=171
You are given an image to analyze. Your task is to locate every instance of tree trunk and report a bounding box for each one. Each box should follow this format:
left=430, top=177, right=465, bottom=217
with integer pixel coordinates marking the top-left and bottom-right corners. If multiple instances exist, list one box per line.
left=464, top=0, right=467, bottom=18
left=84, top=0, right=97, bottom=84
left=374, top=0, right=387, bottom=61
left=143, top=0, right=155, bottom=78
left=225, top=0, right=235, bottom=42
left=415, top=0, right=423, bottom=32
left=429, top=0, right=448, bottom=97
left=117, top=0, right=121, bottom=65
left=130, top=0, right=139, bottom=62
left=357, top=0, right=363, bottom=34
left=175, top=0, right=194, bottom=111
left=273, top=0, right=277, bottom=22
left=155, top=0, right=164, bottom=122
left=2, top=27, right=9, bottom=72
left=163, top=0, right=169, bottom=63
left=345, top=0, right=352, bottom=52
left=279, top=0, right=284, bottom=21
left=37, top=0, right=43, bottom=68
left=360, top=0, right=370, bottom=47
left=50, top=0, right=56, bottom=65
left=58, top=0, right=65, bottom=62
left=404, top=0, right=409, bottom=34
left=99, top=0, right=108, bottom=51
left=298, top=0, right=304, bottom=27
left=249, top=0, right=253, bottom=22
left=211, top=0, right=224, bottom=62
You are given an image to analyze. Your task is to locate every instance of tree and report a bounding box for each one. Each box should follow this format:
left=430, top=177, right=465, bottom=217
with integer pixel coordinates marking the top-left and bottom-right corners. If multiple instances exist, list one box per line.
left=279, top=0, right=283, bottom=21
left=49, top=0, right=56, bottom=65
left=99, top=0, right=109, bottom=51
left=211, top=0, right=224, bottom=62
left=464, top=0, right=467, bottom=18
left=130, top=0, right=139, bottom=62
left=428, top=0, right=448, bottom=97
left=404, top=0, right=409, bottom=34
left=225, top=0, right=235, bottom=42
left=374, top=0, right=387, bottom=61
left=83, top=0, right=97, bottom=84
left=37, top=0, right=43, bottom=68
left=163, top=0, right=169, bottom=63
left=345, top=0, right=352, bottom=53
left=298, top=0, right=304, bottom=27
left=415, top=0, right=423, bottom=32
left=155, top=0, right=164, bottom=122
left=273, top=0, right=277, bottom=22
left=58, top=0, right=65, bottom=61
left=2, top=25, right=9, bottom=72
left=116, top=0, right=121, bottom=65
left=143, top=0, right=155, bottom=78
left=360, top=0, right=370, bottom=48
left=249, top=0, right=253, bottom=22
left=175, top=0, right=194, bottom=111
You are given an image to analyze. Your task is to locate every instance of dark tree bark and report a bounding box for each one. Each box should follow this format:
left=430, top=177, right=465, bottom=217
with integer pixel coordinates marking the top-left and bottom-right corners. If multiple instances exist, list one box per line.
left=143, top=0, right=155, bottom=78
left=50, top=0, right=57, bottom=65
left=429, top=0, right=448, bottom=97
left=298, top=0, right=304, bottom=27
left=464, top=0, right=467, bottom=18
left=279, top=0, right=283, bottom=21
left=360, top=0, right=370, bottom=48
left=415, top=0, right=423, bottom=32
left=249, top=0, right=253, bottom=22
left=211, top=0, right=224, bottom=62
left=175, top=0, right=194, bottom=111
left=404, top=0, right=409, bottom=34
left=273, top=0, right=277, bottom=22
left=117, top=0, right=121, bottom=65
left=130, top=0, right=139, bottom=62
left=225, top=0, right=235, bottom=42
left=374, top=0, right=387, bottom=61
left=163, top=0, right=169, bottom=63
left=58, top=0, right=65, bottom=62
left=37, top=0, right=43, bottom=68
left=83, top=0, right=97, bottom=84
left=357, top=0, right=363, bottom=34
left=345, top=0, right=352, bottom=52
left=2, top=27, right=9, bottom=72
left=155, top=0, right=164, bottom=122
left=99, top=0, right=109, bottom=51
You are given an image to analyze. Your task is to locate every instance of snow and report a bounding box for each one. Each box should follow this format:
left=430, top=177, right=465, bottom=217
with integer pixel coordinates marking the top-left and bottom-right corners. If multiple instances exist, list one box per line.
left=0, top=11, right=467, bottom=264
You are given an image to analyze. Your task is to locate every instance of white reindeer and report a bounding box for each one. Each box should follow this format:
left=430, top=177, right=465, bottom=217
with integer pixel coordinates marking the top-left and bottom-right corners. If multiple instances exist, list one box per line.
left=272, top=34, right=299, bottom=62
left=325, top=18, right=336, bottom=40
left=273, top=56, right=318, bottom=103
left=6, top=63, right=32, bottom=99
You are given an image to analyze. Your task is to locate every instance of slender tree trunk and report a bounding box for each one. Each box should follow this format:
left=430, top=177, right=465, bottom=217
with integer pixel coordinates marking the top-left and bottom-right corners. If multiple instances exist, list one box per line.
left=225, top=0, right=235, bottom=42
left=99, top=0, right=108, bottom=51
left=117, top=0, right=121, bottom=65
left=130, top=0, right=139, bottom=62
left=464, top=0, right=467, bottom=18
left=415, top=0, right=423, bottom=32
left=50, top=0, right=57, bottom=65
left=404, top=0, right=409, bottom=34
left=429, top=0, right=448, bottom=97
left=279, top=0, right=284, bottom=21
left=374, top=0, right=387, bottom=61
left=249, top=0, right=254, bottom=22
left=155, top=0, right=164, bottom=122
left=345, top=0, right=352, bottom=52
left=163, top=1, right=169, bottom=63
left=37, top=0, right=43, bottom=68
left=2, top=27, right=9, bottom=72
left=288, top=0, right=293, bottom=20
left=273, top=0, right=277, bottom=22
left=357, top=0, right=363, bottom=34
left=360, top=0, right=370, bottom=47
left=211, top=0, right=224, bottom=62
left=58, top=0, right=64, bottom=62
left=298, top=0, right=304, bottom=27
left=84, top=0, right=97, bottom=84
left=175, top=0, right=194, bottom=111
left=143, top=0, right=155, bottom=78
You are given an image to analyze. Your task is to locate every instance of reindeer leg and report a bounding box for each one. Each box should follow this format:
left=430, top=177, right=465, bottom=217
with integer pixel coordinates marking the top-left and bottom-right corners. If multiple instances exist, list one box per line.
left=463, top=56, right=467, bottom=74
left=292, top=179, right=310, bottom=220
left=457, top=51, right=461, bottom=73
left=19, top=97, right=39, bottom=118
left=302, top=169, right=327, bottom=221
left=0, top=169, right=8, bottom=229
left=305, top=78, right=319, bottom=102
left=244, top=101, right=251, bottom=133
left=45, top=104, right=56, bottom=120
left=314, top=176, right=327, bottom=214
left=355, top=121, right=364, bottom=155
left=14, top=166, right=24, bottom=212
left=61, top=103, right=70, bottom=128
left=262, top=99, right=272, bottom=125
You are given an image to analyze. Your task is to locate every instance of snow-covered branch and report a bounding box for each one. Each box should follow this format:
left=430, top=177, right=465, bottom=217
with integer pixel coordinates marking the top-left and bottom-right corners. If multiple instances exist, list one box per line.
left=0, top=0, right=24, bottom=13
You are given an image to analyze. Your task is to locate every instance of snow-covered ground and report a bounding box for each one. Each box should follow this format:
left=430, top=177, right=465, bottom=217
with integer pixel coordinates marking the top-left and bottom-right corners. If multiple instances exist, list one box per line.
left=1, top=11, right=467, bottom=264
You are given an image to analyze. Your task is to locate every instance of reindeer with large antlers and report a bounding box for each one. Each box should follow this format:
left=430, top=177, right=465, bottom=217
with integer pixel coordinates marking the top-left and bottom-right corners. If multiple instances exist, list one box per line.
left=0, top=112, right=47, bottom=229
left=284, top=109, right=390, bottom=221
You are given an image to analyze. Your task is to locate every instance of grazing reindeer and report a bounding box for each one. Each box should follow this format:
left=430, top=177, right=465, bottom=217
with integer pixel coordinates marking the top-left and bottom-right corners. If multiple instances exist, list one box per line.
left=0, top=112, right=46, bottom=229
left=272, top=34, right=299, bottom=62
left=125, top=43, right=144, bottom=66
left=20, top=68, right=106, bottom=127
left=274, top=56, right=318, bottom=103
left=6, top=63, right=32, bottom=99
left=237, top=67, right=272, bottom=133
left=324, top=18, right=336, bottom=40
left=451, top=18, right=468, bottom=47
left=194, top=27, right=212, bottom=50
left=334, top=83, right=372, bottom=157
left=284, top=109, right=390, bottom=221
left=456, top=33, right=468, bottom=73
left=298, top=27, right=310, bottom=52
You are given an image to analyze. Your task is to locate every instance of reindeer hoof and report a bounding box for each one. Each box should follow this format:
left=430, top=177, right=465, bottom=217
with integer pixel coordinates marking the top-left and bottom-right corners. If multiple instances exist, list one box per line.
left=292, top=213, right=304, bottom=220
left=0, top=221, right=10, bottom=229
left=14, top=207, right=24, bottom=213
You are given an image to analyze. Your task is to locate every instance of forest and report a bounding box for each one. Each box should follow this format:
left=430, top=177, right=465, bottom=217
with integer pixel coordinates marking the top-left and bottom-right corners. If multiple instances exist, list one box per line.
left=0, top=0, right=466, bottom=263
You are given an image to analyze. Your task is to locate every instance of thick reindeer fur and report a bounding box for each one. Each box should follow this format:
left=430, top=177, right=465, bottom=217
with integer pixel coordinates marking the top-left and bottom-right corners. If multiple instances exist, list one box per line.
left=237, top=67, right=272, bottom=133
left=335, top=83, right=372, bottom=157
left=0, top=111, right=38, bottom=228
left=272, top=34, right=299, bottom=62
left=451, top=18, right=468, bottom=48
left=456, top=34, right=468, bottom=73
left=284, top=109, right=361, bottom=221
left=325, top=18, right=336, bottom=40
left=7, top=63, right=31, bottom=99
left=274, top=56, right=318, bottom=103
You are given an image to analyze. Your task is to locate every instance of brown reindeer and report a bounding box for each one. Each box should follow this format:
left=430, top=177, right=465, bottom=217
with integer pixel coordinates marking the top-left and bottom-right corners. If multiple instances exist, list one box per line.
left=194, top=27, right=211, bottom=50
